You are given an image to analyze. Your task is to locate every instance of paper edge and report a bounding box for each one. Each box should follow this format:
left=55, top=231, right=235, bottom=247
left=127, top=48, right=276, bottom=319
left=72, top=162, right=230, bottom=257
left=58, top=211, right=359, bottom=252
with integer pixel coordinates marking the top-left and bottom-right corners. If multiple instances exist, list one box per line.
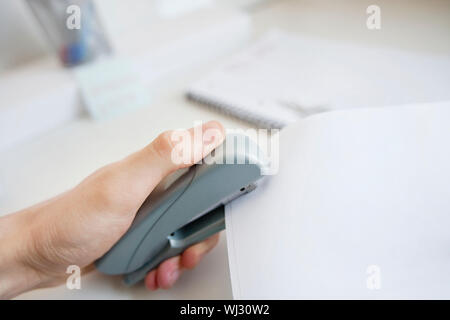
left=225, top=201, right=242, bottom=300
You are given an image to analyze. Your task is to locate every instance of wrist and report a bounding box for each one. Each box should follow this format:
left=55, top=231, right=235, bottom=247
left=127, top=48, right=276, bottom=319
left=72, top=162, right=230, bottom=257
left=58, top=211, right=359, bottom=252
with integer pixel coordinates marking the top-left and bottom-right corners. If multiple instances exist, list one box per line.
left=0, top=211, right=46, bottom=299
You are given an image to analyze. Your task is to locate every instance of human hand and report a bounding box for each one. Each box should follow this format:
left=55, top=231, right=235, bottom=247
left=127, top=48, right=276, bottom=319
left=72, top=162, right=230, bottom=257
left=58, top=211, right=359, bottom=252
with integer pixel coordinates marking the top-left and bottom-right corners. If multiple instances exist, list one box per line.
left=0, top=121, right=225, bottom=298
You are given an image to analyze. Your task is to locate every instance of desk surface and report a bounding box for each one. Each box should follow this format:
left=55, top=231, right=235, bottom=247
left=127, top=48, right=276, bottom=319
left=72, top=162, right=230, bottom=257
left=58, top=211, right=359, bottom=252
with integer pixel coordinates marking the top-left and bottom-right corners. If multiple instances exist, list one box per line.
left=1, top=0, right=449, bottom=299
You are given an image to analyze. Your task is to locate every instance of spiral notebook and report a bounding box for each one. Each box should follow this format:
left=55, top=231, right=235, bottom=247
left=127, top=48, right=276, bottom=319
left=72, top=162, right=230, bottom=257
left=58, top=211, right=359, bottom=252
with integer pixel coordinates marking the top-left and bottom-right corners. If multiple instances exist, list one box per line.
left=186, top=30, right=450, bottom=128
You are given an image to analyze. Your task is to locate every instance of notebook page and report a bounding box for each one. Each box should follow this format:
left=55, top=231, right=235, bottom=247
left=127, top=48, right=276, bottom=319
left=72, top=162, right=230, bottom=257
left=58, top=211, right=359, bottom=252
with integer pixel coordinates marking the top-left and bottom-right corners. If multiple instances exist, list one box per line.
left=188, top=30, right=450, bottom=127
left=225, top=101, right=450, bottom=299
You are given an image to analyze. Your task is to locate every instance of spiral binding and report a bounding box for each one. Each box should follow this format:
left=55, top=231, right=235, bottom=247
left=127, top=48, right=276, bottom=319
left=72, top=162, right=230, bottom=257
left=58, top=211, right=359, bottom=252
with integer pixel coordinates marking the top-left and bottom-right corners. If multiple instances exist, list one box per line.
left=186, top=92, right=286, bottom=129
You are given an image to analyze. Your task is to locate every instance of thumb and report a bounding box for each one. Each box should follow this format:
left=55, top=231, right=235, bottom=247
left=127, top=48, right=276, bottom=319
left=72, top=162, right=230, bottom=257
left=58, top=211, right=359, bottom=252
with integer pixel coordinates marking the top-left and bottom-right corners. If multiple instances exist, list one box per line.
left=120, top=120, right=225, bottom=196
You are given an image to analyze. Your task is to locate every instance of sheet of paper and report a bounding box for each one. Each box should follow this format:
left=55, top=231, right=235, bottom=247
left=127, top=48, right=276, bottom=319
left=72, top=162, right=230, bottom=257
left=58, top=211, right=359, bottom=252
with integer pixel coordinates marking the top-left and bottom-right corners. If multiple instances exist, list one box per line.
left=225, top=101, right=450, bottom=299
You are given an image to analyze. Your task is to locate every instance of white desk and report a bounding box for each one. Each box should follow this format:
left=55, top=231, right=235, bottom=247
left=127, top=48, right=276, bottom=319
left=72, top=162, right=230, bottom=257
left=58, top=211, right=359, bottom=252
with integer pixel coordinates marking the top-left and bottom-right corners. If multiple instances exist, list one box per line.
left=1, top=0, right=449, bottom=299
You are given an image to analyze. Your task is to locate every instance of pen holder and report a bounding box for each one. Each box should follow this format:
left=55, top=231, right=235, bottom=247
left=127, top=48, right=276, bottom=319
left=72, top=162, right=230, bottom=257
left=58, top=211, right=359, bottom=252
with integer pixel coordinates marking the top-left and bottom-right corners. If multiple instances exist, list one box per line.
left=27, top=0, right=111, bottom=67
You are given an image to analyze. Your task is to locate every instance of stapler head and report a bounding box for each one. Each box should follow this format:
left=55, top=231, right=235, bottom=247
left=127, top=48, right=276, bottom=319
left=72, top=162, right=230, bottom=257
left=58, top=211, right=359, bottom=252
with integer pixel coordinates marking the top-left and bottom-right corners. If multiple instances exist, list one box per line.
left=95, top=134, right=267, bottom=285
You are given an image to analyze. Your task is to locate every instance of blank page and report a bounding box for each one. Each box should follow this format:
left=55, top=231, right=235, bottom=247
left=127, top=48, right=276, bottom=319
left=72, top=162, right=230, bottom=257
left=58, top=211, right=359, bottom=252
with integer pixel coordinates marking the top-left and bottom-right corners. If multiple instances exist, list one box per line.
left=225, top=101, right=450, bottom=299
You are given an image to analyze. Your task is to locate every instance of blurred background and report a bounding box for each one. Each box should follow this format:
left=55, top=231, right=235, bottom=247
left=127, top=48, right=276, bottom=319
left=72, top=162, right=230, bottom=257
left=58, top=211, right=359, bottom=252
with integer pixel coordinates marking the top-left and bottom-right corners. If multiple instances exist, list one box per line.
left=0, top=0, right=261, bottom=71
left=2, top=0, right=450, bottom=71
left=0, top=0, right=449, bottom=299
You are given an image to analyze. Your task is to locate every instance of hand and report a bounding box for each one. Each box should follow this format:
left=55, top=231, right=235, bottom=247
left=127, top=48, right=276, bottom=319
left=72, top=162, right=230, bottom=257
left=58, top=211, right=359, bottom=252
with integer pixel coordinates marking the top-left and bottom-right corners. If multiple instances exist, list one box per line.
left=0, top=121, right=225, bottom=299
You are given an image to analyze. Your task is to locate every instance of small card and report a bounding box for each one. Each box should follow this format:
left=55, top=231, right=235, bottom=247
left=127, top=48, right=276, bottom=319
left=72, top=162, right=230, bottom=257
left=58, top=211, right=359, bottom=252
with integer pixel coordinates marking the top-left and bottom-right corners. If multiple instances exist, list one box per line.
left=73, top=57, right=151, bottom=120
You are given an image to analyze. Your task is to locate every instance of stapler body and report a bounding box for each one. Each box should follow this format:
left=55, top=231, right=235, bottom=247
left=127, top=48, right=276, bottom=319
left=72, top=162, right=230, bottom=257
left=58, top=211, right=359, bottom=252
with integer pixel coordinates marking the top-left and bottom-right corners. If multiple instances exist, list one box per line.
left=95, top=134, right=267, bottom=285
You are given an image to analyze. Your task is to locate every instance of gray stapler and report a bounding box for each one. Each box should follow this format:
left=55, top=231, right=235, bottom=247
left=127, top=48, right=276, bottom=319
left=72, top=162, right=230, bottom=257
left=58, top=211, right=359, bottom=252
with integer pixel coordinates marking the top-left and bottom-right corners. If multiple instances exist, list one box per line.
left=95, top=134, right=267, bottom=285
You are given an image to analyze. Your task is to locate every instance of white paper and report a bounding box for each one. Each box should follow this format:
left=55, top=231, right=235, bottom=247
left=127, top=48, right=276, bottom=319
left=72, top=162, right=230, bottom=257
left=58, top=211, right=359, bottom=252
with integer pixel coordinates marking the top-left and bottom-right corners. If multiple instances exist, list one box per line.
left=226, top=101, right=450, bottom=299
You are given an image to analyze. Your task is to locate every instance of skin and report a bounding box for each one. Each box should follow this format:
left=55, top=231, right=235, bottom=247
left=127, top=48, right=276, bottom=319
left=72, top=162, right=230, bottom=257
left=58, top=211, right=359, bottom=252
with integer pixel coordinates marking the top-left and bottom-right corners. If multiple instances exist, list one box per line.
left=0, top=121, right=225, bottom=299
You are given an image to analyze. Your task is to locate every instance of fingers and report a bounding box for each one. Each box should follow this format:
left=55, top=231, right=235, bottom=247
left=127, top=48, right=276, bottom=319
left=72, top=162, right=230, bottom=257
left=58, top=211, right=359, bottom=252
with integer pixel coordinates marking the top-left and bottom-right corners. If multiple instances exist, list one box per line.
left=145, top=256, right=182, bottom=290
left=144, top=234, right=220, bottom=291
left=181, top=234, right=220, bottom=269
left=144, top=269, right=158, bottom=290
left=123, top=120, right=225, bottom=196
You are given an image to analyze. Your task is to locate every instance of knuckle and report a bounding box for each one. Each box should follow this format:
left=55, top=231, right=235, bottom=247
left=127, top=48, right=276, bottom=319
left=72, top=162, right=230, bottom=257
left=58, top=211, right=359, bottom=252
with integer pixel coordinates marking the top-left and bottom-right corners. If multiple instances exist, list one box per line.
left=152, top=130, right=176, bottom=160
